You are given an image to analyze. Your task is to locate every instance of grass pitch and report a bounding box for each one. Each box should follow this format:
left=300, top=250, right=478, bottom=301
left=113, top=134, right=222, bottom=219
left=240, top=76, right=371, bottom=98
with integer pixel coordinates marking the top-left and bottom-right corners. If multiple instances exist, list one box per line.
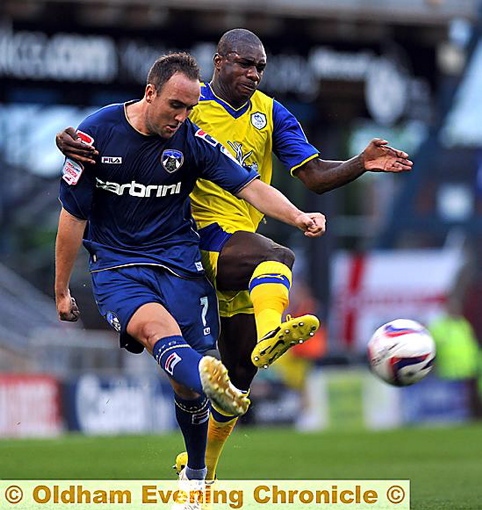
left=0, top=424, right=481, bottom=509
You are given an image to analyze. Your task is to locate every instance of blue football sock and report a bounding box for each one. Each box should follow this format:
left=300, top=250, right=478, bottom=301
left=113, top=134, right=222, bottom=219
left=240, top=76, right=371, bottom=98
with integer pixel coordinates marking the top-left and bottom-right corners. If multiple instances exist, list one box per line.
left=152, top=335, right=203, bottom=393
left=175, top=394, right=209, bottom=475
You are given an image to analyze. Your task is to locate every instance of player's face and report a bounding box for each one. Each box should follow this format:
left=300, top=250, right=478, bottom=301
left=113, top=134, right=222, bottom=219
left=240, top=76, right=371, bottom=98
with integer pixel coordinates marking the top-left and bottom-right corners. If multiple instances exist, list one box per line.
left=215, top=42, right=266, bottom=107
left=146, top=72, right=200, bottom=138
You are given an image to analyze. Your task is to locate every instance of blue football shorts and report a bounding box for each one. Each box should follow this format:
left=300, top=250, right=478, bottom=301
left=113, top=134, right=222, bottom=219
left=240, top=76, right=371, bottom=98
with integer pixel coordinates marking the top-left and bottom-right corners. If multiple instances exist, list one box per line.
left=91, top=265, right=220, bottom=354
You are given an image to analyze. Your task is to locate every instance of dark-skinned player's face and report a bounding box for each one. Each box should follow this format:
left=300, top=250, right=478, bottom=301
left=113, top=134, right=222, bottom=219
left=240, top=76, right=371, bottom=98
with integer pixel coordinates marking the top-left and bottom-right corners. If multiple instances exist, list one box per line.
left=216, top=42, right=267, bottom=106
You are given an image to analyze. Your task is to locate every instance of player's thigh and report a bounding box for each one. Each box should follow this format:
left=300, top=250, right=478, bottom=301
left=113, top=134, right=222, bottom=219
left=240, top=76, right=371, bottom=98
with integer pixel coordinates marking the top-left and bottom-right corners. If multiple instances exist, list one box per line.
left=92, top=266, right=219, bottom=354
left=127, top=302, right=181, bottom=349
left=156, top=271, right=220, bottom=354
left=91, top=266, right=163, bottom=341
left=216, top=231, right=295, bottom=290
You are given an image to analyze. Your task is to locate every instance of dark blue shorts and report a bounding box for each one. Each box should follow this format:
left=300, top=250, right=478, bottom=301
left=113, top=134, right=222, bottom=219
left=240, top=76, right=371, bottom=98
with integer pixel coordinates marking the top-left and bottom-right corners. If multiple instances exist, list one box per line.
left=91, top=265, right=220, bottom=354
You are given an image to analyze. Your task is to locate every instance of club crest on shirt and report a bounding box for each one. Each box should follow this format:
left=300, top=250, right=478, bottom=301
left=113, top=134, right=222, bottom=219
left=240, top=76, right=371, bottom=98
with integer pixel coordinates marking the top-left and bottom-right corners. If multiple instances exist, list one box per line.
left=106, top=311, right=121, bottom=332
left=251, top=112, right=267, bottom=130
left=161, top=149, right=184, bottom=173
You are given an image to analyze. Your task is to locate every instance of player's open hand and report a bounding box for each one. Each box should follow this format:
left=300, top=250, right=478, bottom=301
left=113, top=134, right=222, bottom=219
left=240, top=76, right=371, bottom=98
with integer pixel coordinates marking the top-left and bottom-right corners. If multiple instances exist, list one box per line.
left=56, top=293, right=80, bottom=322
left=296, top=212, right=326, bottom=238
left=56, top=127, right=98, bottom=165
left=361, top=138, right=413, bottom=173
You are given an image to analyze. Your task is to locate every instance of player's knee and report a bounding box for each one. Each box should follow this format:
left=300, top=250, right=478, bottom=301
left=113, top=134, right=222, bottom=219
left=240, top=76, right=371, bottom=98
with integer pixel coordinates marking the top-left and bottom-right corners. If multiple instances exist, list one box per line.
left=267, top=244, right=295, bottom=268
left=127, top=321, right=168, bottom=353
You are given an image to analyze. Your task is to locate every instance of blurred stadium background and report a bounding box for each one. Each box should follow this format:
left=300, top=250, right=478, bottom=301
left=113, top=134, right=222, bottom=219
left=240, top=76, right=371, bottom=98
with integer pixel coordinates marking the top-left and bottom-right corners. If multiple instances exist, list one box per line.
left=1, top=0, right=482, bottom=504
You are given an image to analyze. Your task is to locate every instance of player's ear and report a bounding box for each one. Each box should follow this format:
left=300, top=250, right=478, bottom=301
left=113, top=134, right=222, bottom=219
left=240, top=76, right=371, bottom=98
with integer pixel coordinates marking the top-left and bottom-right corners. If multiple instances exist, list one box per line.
left=213, top=53, right=223, bottom=69
left=145, top=83, right=157, bottom=103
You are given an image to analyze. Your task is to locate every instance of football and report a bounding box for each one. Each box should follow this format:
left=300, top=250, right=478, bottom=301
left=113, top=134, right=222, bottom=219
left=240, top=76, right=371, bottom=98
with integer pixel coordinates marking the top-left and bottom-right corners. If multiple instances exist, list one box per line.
left=367, top=318, right=436, bottom=386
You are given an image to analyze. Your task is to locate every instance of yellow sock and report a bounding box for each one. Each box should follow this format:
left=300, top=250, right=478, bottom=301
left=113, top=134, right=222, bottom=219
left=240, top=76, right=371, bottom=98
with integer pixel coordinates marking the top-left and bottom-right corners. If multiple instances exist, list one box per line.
left=249, top=261, right=292, bottom=340
left=205, top=413, right=238, bottom=480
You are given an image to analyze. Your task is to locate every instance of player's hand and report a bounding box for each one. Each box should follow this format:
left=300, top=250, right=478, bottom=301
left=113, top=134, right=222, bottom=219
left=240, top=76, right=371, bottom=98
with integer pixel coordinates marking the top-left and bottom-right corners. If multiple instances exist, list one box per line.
left=56, top=292, right=80, bottom=322
left=296, top=212, right=326, bottom=238
left=361, top=138, right=413, bottom=173
left=56, top=126, right=98, bottom=165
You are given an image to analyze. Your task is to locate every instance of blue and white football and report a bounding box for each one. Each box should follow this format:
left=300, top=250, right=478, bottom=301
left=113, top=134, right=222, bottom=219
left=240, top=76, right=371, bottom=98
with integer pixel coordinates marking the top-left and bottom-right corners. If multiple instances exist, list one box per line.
left=367, top=318, right=436, bottom=386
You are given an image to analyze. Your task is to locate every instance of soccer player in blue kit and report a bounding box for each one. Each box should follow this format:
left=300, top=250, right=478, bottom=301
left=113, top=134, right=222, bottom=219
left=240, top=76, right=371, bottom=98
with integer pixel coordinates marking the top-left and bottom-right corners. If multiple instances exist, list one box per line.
left=56, top=30, right=413, bottom=481
left=54, top=52, right=326, bottom=483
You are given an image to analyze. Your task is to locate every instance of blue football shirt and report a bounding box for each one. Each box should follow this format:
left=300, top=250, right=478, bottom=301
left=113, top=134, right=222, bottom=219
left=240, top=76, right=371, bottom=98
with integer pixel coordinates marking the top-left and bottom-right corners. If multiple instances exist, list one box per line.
left=59, top=101, right=259, bottom=278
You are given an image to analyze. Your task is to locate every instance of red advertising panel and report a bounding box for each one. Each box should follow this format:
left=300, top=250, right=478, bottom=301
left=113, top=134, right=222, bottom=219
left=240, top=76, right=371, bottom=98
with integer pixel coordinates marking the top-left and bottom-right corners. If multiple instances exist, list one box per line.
left=330, top=248, right=463, bottom=352
left=0, top=374, right=63, bottom=438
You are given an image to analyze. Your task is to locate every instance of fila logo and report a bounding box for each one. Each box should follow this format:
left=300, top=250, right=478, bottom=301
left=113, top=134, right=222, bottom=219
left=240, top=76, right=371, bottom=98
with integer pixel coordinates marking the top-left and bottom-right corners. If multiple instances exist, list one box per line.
left=101, top=156, right=122, bottom=164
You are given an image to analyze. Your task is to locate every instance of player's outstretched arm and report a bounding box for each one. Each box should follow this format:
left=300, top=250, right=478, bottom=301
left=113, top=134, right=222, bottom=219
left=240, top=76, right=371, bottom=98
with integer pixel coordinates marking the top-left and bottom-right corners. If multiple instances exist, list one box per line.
left=361, top=138, right=413, bottom=173
left=55, top=208, right=86, bottom=322
left=237, top=179, right=326, bottom=237
left=56, top=127, right=98, bottom=165
left=294, top=138, right=413, bottom=194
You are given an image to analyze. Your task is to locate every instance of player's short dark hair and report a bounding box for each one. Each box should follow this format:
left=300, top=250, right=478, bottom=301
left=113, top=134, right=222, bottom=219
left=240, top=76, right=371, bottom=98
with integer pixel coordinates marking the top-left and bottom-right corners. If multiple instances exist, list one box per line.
left=216, top=28, right=263, bottom=56
left=147, top=52, right=200, bottom=91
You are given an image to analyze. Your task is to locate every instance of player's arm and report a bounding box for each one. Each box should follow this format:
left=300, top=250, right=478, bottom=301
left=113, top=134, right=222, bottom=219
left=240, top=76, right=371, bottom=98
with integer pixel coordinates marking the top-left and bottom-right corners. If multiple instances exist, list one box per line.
left=56, top=127, right=99, bottom=165
left=236, top=178, right=326, bottom=238
left=272, top=102, right=412, bottom=194
left=55, top=208, right=86, bottom=322
left=294, top=138, right=413, bottom=194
